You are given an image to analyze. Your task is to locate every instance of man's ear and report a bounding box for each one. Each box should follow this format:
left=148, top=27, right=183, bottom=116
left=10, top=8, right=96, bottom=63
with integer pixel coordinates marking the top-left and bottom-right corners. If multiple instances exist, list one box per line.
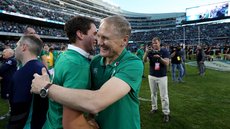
left=22, top=43, right=27, bottom=52
left=76, top=30, right=84, bottom=40
left=122, top=35, right=129, bottom=47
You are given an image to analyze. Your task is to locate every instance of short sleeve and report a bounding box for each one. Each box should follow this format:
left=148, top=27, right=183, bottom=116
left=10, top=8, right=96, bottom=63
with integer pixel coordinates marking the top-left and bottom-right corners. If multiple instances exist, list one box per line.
left=114, top=58, right=143, bottom=93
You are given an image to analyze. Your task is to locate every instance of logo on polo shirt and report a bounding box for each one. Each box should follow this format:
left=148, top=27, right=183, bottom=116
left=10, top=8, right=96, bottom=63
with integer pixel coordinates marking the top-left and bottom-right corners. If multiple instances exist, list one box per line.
left=93, top=68, right=98, bottom=75
left=6, top=60, right=12, bottom=65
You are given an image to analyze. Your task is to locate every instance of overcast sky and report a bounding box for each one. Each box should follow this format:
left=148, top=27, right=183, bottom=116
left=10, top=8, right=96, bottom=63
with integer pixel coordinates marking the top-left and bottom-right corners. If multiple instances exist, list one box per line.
left=103, top=0, right=229, bottom=13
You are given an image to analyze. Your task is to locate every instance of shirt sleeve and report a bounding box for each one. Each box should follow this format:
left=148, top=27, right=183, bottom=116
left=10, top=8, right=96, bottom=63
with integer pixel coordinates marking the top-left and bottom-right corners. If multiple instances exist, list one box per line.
left=114, top=58, right=143, bottom=93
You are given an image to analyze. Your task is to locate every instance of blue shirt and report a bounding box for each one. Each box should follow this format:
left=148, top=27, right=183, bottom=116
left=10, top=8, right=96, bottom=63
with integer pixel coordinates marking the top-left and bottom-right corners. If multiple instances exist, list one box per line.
left=9, top=60, right=48, bottom=129
left=0, top=56, right=17, bottom=99
left=148, top=48, right=170, bottom=77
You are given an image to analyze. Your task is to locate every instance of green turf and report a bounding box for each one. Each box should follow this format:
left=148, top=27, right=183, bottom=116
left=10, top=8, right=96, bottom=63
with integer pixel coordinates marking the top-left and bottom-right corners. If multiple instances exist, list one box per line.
left=140, top=62, right=230, bottom=129
left=0, top=63, right=229, bottom=129
left=0, top=98, right=9, bottom=128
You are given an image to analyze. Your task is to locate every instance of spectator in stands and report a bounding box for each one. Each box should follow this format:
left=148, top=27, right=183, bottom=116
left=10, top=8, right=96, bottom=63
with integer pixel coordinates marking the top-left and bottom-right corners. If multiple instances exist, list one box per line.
left=24, top=27, right=36, bottom=35
left=215, top=48, right=222, bottom=59
left=31, top=15, right=143, bottom=129
left=0, top=48, right=17, bottom=120
left=3, top=43, right=11, bottom=49
left=223, top=47, right=230, bottom=60
left=196, top=45, right=206, bottom=76
left=60, top=45, right=67, bottom=52
left=136, top=44, right=145, bottom=78
left=205, top=46, right=214, bottom=61
left=143, top=37, right=170, bottom=122
left=7, top=35, right=49, bottom=129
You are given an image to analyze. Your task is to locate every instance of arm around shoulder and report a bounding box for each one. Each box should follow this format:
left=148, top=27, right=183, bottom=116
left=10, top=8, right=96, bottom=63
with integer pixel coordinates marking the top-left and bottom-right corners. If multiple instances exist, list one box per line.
left=47, top=77, right=131, bottom=114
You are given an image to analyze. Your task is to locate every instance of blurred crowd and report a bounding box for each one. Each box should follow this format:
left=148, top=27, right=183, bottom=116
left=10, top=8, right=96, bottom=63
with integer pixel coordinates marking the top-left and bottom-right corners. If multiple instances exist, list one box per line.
left=0, top=20, right=65, bottom=37
left=130, top=22, right=230, bottom=46
left=0, top=0, right=72, bottom=22
left=0, top=0, right=230, bottom=57
left=0, top=0, right=108, bottom=22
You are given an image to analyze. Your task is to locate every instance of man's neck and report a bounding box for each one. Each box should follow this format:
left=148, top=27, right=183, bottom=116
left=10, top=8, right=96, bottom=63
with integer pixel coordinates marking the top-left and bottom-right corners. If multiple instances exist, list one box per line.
left=105, top=49, right=123, bottom=65
left=72, top=43, right=89, bottom=53
left=105, top=57, right=117, bottom=65
left=22, top=56, right=37, bottom=66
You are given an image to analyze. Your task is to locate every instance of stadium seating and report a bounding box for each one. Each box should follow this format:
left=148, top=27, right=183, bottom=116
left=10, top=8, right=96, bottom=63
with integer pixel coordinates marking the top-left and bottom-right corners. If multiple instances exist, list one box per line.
left=0, top=0, right=229, bottom=53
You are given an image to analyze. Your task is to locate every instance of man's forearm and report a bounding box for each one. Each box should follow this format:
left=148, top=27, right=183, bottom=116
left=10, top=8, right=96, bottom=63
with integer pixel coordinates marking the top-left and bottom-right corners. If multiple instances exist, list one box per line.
left=159, top=57, right=169, bottom=66
left=48, top=85, right=101, bottom=114
left=143, top=52, right=148, bottom=62
left=170, top=52, right=176, bottom=58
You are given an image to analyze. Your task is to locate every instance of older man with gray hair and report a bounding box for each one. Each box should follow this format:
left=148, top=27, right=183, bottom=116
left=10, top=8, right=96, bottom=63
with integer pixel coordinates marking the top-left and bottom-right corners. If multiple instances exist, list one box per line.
left=0, top=48, right=17, bottom=120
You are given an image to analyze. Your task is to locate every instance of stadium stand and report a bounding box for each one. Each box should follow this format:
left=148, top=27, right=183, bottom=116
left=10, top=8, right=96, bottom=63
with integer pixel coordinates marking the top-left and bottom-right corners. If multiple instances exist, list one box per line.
left=0, top=0, right=230, bottom=54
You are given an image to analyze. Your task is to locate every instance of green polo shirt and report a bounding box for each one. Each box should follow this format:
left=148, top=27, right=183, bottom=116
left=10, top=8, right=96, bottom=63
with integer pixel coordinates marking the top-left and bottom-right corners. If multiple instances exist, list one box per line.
left=38, top=49, right=48, bottom=62
left=90, top=49, right=143, bottom=129
left=136, top=48, right=144, bottom=60
left=43, top=49, right=91, bottom=129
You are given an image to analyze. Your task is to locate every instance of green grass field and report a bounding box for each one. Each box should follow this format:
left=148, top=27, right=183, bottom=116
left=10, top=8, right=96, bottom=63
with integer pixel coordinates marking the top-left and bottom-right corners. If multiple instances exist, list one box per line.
left=0, top=63, right=230, bottom=129
left=0, top=98, right=8, bottom=128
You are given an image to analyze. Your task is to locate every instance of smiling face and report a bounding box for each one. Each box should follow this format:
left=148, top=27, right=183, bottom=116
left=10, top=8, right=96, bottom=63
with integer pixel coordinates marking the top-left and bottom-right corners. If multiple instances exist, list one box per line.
left=97, top=22, right=125, bottom=61
left=82, top=23, right=97, bottom=53
left=96, top=16, right=131, bottom=63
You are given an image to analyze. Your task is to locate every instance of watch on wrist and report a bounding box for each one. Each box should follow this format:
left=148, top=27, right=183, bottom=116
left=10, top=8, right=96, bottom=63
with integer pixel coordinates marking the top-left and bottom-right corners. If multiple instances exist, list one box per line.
left=40, top=83, right=52, bottom=98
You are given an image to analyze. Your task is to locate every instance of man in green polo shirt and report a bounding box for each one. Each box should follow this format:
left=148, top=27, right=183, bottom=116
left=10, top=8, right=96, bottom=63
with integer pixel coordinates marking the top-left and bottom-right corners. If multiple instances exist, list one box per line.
left=136, top=44, right=145, bottom=78
left=31, top=15, right=143, bottom=129
left=42, top=16, right=98, bottom=129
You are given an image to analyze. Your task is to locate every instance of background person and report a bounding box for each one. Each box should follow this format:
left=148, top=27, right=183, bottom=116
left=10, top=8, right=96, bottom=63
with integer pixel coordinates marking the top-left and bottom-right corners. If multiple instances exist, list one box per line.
left=170, top=45, right=184, bottom=82
left=143, top=37, right=170, bottom=122
left=136, top=44, right=146, bottom=78
left=0, top=48, right=17, bottom=120
left=196, top=45, right=206, bottom=76
left=8, top=35, right=49, bottom=129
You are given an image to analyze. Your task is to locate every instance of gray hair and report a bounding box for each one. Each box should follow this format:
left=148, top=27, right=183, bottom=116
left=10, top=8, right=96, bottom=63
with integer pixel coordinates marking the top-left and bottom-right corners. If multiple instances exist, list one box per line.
left=101, top=15, right=131, bottom=37
left=19, top=35, right=43, bottom=56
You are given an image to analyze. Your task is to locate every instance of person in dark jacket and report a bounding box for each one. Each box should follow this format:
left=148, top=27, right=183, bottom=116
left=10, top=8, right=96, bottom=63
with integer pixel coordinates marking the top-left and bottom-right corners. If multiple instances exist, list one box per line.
left=0, top=48, right=17, bottom=120
left=170, top=45, right=184, bottom=82
left=7, top=35, right=49, bottom=129
left=196, top=45, right=206, bottom=76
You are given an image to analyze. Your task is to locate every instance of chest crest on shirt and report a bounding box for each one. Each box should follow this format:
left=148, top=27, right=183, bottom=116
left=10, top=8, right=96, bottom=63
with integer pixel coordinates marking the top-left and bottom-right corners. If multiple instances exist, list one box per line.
left=6, top=60, right=12, bottom=65
left=93, top=68, right=98, bottom=75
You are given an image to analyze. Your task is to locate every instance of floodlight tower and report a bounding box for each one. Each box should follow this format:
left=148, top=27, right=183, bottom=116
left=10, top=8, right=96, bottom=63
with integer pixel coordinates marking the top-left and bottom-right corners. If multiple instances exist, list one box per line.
left=198, top=25, right=201, bottom=45
left=183, top=27, right=185, bottom=45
